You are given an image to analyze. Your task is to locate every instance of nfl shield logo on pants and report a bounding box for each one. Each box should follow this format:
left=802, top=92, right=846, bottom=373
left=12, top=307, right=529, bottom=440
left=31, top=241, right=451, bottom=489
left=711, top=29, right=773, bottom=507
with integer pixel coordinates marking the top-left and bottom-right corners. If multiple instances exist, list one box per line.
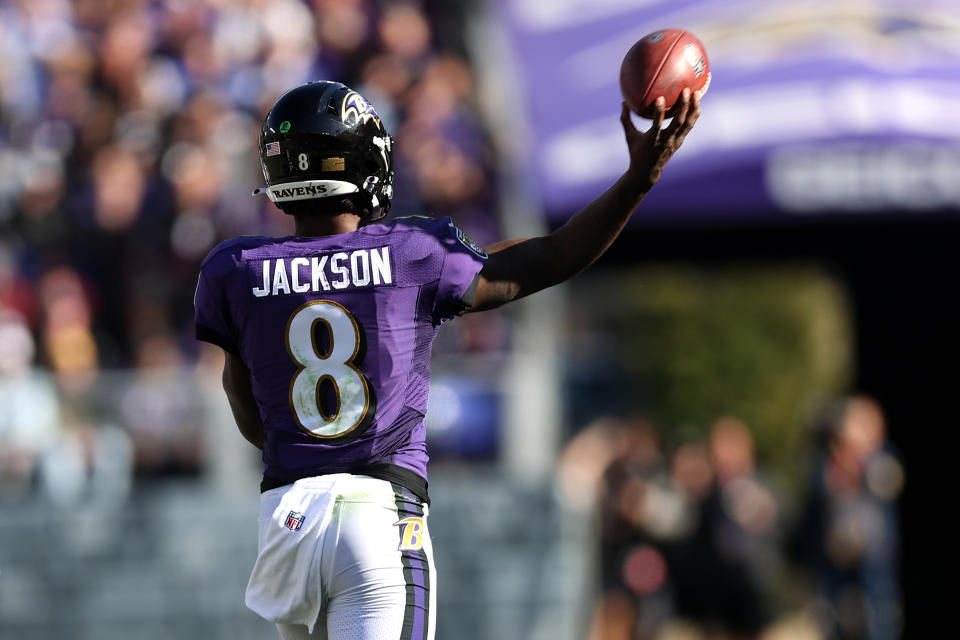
left=284, top=511, right=305, bottom=531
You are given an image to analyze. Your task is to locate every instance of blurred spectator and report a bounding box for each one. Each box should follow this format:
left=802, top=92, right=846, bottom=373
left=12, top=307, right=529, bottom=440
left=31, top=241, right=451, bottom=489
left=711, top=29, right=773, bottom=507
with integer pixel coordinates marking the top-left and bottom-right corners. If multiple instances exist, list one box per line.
left=560, top=417, right=679, bottom=640
left=0, top=242, right=40, bottom=325
left=665, top=418, right=779, bottom=639
left=795, top=396, right=904, bottom=640
left=37, top=265, right=100, bottom=393
left=40, top=410, right=134, bottom=509
left=0, top=312, right=61, bottom=502
left=562, top=415, right=784, bottom=640
left=119, top=333, right=205, bottom=477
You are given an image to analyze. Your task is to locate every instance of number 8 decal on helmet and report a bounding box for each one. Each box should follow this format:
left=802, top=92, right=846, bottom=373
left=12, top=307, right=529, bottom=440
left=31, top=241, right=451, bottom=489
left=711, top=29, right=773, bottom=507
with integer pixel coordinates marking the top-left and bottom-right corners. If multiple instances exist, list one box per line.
left=285, top=300, right=374, bottom=439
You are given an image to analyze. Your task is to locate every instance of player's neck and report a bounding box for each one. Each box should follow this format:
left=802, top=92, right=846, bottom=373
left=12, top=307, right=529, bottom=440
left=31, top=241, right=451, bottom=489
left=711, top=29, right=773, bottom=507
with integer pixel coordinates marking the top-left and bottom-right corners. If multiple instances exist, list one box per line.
left=293, top=212, right=362, bottom=237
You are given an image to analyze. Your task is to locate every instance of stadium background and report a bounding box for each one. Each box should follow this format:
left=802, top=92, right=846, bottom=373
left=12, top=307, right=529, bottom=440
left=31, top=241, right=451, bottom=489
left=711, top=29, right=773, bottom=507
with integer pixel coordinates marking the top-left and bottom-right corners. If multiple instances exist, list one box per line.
left=1, top=1, right=956, bottom=638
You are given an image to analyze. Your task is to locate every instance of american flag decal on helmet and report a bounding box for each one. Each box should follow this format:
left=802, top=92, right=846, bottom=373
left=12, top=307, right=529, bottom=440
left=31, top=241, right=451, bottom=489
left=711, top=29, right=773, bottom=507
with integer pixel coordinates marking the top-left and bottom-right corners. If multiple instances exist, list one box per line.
left=284, top=510, right=305, bottom=531
left=266, top=141, right=280, bottom=156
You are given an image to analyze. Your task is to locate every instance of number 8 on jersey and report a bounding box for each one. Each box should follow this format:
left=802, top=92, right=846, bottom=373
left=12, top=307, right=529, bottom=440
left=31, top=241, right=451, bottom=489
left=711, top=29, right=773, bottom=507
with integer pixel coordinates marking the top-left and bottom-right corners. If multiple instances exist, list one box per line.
left=285, top=300, right=372, bottom=438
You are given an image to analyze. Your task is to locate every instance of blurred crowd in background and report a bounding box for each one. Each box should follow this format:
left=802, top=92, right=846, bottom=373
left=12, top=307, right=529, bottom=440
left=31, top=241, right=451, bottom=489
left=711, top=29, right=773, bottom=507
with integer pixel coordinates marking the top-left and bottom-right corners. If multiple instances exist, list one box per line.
left=560, top=396, right=904, bottom=640
left=0, top=0, right=503, bottom=491
left=0, top=3, right=907, bottom=640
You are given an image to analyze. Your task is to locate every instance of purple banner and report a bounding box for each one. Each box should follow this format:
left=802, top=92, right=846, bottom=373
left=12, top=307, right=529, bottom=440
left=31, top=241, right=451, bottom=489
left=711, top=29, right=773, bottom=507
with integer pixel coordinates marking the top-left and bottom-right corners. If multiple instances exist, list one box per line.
left=494, top=0, right=960, bottom=220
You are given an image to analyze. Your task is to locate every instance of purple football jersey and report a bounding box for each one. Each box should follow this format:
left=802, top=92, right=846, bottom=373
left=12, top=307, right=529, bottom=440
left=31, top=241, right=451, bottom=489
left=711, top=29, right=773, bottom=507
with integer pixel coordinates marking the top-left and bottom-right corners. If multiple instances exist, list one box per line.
left=194, top=216, right=487, bottom=498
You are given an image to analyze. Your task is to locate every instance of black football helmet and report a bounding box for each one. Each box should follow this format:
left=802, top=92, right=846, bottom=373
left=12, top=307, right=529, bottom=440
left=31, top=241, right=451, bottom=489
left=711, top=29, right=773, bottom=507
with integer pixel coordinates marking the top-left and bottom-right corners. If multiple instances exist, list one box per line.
left=254, top=81, right=394, bottom=221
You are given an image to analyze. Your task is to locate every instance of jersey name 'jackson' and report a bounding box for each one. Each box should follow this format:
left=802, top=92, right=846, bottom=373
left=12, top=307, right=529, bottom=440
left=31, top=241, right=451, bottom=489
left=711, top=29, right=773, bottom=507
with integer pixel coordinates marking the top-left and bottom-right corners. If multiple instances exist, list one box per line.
left=252, top=247, right=391, bottom=297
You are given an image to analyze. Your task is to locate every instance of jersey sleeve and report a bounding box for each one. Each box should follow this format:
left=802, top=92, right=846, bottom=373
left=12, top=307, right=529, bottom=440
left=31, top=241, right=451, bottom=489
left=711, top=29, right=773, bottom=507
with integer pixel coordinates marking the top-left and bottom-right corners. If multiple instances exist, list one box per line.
left=433, top=218, right=488, bottom=324
left=194, top=250, right=240, bottom=354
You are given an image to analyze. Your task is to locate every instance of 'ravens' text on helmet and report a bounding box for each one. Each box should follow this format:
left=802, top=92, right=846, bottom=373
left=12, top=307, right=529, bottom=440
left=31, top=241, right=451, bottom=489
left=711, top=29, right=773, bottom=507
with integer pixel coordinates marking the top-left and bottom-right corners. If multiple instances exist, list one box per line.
left=254, top=81, right=394, bottom=222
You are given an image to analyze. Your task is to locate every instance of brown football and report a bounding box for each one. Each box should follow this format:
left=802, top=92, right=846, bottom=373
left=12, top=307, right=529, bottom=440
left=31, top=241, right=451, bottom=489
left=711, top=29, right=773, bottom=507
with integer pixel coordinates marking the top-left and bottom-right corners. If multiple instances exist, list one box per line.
left=620, top=29, right=710, bottom=119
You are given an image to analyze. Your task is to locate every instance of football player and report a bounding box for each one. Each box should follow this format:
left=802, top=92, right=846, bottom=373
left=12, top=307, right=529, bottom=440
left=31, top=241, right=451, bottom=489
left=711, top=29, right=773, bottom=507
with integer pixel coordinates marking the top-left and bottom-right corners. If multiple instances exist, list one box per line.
left=194, top=81, right=700, bottom=640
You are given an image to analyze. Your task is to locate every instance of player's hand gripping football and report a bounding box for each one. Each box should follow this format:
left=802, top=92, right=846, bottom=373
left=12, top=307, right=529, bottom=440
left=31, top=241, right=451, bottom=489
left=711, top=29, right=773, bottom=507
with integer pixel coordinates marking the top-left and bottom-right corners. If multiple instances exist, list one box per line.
left=622, top=88, right=701, bottom=190
left=470, top=87, right=701, bottom=312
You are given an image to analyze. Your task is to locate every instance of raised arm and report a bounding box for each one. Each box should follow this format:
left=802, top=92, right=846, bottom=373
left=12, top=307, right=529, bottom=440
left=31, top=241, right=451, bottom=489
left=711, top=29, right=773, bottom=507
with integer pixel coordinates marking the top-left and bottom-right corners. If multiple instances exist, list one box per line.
left=469, top=90, right=701, bottom=312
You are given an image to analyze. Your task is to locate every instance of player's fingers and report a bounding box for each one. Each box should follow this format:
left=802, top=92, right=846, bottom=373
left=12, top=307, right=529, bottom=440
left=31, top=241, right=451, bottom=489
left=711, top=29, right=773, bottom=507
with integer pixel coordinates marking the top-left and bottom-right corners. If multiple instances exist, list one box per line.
left=649, top=96, right=666, bottom=137
left=694, top=73, right=711, bottom=101
left=676, top=92, right=701, bottom=140
left=620, top=102, right=637, bottom=137
left=664, top=88, right=691, bottom=139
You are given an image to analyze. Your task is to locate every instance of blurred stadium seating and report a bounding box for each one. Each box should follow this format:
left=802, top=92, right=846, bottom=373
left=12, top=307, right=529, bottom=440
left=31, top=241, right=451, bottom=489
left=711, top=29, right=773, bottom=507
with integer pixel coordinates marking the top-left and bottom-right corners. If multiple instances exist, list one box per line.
left=0, top=458, right=592, bottom=640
